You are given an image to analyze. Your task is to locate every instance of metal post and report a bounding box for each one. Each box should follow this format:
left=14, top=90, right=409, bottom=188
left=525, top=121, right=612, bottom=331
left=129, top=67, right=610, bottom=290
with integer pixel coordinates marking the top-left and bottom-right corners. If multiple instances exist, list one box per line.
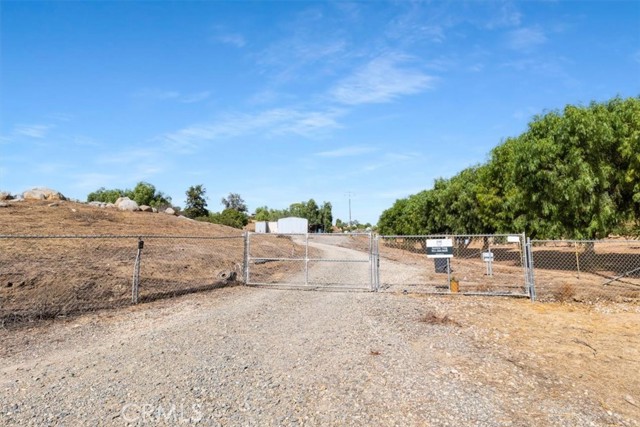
left=447, top=258, right=451, bottom=292
left=368, top=233, right=373, bottom=290
left=304, top=233, right=309, bottom=286
left=132, top=238, right=144, bottom=304
left=526, top=237, right=537, bottom=302
left=243, top=232, right=250, bottom=284
left=574, top=241, right=581, bottom=279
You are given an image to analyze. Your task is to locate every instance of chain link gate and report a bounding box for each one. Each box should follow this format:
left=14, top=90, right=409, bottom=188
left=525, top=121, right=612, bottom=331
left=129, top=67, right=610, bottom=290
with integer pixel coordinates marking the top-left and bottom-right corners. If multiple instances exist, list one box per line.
left=245, top=232, right=375, bottom=291
left=375, top=234, right=531, bottom=297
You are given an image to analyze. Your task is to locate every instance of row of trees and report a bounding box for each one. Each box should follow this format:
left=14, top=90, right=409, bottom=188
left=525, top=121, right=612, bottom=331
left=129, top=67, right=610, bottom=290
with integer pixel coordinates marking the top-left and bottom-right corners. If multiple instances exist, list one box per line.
left=378, top=96, right=640, bottom=239
left=87, top=182, right=172, bottom=208
left=87, top=182, right=336, bottom=231
left=183, top=187, right=250, bottom=229
left=254, top=200, right=333, bottom=232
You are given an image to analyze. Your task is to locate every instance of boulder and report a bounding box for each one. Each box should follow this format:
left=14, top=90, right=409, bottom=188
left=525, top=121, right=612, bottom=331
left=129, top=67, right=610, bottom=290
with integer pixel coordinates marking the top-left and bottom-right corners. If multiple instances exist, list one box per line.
left=139, top=205, right=153, bottom=212
left=164, top=207, right=176, bottom=215
left=0, top=192, right=12, bottom=201
left=152, top=207, right=158, bottom=213
left=106, top=203, right=116, bottom=208
left=0, top=202, right=8, bottom=208
left=115, top=197, right=139, bottom=212
left=23, top=188, right=66, bottom=201
left=88, top=201, right=106, bottom=208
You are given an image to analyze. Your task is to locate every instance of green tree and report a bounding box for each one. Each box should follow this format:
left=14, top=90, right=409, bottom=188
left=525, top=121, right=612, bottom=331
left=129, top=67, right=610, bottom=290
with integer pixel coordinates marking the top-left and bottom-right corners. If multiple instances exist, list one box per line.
left=184, top=185, right=209, bottom=219
left=221, top=193, right=247, bottom=212
left=320, top=202, right=333, bottom=233
left=126, top=181, right=171, bottom=208
left=87, top=187, right=124, bottom=204
left=208, top=209, right=249, bottom=229
left=87, top=181, right=171, bottom=207
left=253, top=206, right=271, bottom=222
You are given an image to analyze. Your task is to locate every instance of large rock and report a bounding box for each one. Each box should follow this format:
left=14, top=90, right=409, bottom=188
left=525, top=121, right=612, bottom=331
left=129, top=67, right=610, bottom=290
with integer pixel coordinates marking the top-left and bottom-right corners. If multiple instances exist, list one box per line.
left=22, top=188, right=66, bottom=201
left=139, top=205, right=153, bottom=212
left=115, top=197, right=139, bottom=212
left=88, top=201, right=107, bottom=208
left=164, top=207, right=176, bottom=215
left=0, top=192, right=13, bottom=200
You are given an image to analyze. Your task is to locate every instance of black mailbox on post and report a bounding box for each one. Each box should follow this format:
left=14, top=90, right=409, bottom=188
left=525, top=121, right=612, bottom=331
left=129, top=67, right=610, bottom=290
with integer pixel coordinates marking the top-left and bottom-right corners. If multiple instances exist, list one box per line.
left=434, top=258, right=448, bottom=273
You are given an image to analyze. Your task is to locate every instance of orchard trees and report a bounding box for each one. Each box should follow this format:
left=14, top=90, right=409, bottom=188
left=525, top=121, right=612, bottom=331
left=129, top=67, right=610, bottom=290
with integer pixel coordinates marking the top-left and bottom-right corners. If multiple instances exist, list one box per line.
left=378, top=96, right=640, bottom=238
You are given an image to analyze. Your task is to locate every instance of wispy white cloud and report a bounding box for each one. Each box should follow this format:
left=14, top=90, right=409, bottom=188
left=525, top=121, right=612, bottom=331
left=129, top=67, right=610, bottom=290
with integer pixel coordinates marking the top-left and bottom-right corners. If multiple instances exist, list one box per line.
left=45, top=113, right=74, bottom=122
left=484, top=2, right=522, bottom=29
left=385, top=5, right=446, bottom=45
left=180, top=91, right=211, bottom=104
left=97, top=147, right=162, bottom=165
left=133, top=89, right=210, bottom=104
left=163, top=108, right=344, bottom=152
left=315, top=145, right=378, bottom=158
left=330, top=54, right=435, bottom=105
left=14, top=124, right=52, bottom=138
left=71, top=173, right=118, bottom=191
left=133, top=88, right=181, bottom=101
left=257, top=38, right=348, bottom=83
left=215, top=33, right=246, bottom=48
left=507, top=27, right=547, bottom=50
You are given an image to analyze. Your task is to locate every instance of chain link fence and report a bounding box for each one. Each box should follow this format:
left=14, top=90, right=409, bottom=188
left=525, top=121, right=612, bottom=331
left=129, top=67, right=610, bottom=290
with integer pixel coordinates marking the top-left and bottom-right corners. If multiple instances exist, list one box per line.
left=245, top=233, right=374, bottom=290
left=377, top=234, right=530, bottom=296
left=2, top=233, right=638, bottom=327
left=531, top=239, right=640, bottom=303
left=0, top=235, right=244, bottom=327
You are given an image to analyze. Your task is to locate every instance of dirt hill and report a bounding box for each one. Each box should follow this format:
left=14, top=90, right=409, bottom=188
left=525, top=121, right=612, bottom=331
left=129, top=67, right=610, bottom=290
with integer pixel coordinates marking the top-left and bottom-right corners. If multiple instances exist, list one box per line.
left=0, top=199, right=240, bottom=236
left=0, top=200, right=248, bottom=326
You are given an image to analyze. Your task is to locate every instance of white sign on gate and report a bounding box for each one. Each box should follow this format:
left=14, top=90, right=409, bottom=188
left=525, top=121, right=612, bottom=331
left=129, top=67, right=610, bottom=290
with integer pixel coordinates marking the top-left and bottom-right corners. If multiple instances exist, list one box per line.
left=482, top=252, right=494, bottom=261
left=426, top=238, right=454, bottom=258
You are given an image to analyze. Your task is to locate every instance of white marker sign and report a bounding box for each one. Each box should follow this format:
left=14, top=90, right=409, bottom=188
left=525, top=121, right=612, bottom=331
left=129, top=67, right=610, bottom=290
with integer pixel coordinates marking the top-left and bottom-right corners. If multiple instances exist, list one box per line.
left=426, top=238, right=454, bottom=258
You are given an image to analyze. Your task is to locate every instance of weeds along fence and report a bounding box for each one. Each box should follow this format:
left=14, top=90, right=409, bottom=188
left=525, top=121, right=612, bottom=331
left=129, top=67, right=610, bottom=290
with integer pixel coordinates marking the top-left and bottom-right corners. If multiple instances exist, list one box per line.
left=0, top=235, right=245, bottom=327
left=531, top=239, right=640, bottom=303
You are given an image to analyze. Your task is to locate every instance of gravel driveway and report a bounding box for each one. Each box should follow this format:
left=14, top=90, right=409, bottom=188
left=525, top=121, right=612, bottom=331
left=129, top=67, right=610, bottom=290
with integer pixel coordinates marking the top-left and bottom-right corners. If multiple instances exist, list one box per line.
left=1, top=241, right=635, bottom=426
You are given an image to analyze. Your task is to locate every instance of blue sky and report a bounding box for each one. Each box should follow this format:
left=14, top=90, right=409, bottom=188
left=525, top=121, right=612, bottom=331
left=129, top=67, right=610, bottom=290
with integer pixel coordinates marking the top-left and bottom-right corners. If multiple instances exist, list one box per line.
left=1, top=1, right=639, bottom=225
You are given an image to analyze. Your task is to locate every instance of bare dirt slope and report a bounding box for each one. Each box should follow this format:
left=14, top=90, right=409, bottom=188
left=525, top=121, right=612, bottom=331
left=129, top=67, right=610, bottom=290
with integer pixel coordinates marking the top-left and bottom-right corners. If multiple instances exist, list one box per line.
left=0, top=199, right=240, bottom=236
left=0, top=200, right=250, bottom=325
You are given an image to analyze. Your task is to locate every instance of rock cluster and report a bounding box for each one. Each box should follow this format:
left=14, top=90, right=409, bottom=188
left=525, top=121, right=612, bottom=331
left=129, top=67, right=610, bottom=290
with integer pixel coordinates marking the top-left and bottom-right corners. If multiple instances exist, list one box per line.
left=0, top=188, right=177, bottom=215
left=23, top=188, right=67, bottom=201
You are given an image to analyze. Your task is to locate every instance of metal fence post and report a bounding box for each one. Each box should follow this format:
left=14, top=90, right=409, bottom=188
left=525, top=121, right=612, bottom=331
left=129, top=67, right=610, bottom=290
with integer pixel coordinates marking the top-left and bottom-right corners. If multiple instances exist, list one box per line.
left=526, top=237, right=536, bottom=302
left=304, top=233, right=309, bottom=286
left=132, top=238, right=144, bottom=304
left=243, top=232, right=249, bottom=285
left=574, top=241, right=581, bottom=279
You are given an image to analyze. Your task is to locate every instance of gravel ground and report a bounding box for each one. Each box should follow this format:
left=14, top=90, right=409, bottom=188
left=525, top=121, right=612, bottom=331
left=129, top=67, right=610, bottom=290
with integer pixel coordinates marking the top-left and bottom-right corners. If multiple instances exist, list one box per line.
left=1, top=240, right=637, bottom=426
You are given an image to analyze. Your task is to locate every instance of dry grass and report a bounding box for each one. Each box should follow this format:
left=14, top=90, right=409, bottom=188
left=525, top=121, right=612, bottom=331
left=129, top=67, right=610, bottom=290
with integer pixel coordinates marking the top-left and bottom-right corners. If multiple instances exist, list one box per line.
left=419, top=311, right=461, bottom=327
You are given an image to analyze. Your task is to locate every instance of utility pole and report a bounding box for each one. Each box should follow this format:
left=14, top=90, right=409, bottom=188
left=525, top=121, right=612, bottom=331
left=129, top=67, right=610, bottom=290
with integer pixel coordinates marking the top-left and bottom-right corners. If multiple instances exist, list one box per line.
left=345, top=191, right=353, bottom=227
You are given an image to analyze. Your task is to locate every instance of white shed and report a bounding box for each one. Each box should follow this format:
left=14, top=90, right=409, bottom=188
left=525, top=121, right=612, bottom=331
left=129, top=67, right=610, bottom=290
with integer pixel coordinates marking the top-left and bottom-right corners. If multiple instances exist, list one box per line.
left=277, top=217, right=308, bottom=234
left=268, top=221, right=278, bottom=233
left=255, top=221, right=268, bottom=233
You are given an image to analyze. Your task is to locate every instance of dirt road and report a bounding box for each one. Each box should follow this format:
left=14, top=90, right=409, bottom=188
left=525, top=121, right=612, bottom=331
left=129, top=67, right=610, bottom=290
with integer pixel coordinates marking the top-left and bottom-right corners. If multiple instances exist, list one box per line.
left=1, top=284, right=638, bottom=426
left=1, top=236, right=639, bottom=426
